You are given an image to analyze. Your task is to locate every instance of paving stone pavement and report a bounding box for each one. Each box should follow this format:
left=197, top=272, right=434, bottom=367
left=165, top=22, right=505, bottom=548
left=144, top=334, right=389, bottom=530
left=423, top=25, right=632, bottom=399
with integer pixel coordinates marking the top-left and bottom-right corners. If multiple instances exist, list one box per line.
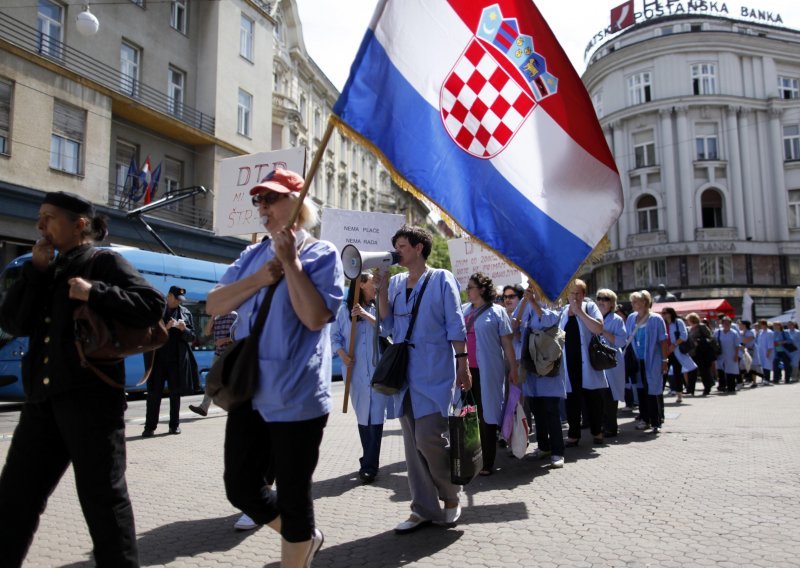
left=1, top=382, right=799, bottom=567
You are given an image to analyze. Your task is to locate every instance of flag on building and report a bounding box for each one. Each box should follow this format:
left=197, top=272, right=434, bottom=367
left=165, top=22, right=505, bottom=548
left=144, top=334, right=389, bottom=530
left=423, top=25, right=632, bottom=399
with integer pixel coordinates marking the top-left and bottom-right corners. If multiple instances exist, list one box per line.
left=123, top=156, right=140, bottom=201
left=611, top=0, right=635, bottom=33
left=332, top=0, right=623, bottom=299
left=145, top=162, right=162, bottom=205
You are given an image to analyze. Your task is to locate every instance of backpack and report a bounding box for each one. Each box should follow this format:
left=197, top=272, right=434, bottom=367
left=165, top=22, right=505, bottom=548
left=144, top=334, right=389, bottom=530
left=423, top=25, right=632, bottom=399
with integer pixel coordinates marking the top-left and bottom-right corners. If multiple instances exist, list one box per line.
left=520, top=324, right=565, bottom=377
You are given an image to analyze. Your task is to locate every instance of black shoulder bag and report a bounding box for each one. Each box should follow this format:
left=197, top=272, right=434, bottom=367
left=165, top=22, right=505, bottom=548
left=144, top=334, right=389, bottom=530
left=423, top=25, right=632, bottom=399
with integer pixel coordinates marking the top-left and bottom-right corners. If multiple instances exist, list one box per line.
left=371, top=270, right=433, bottom=395
left=205, top=279, right=281, bottom=411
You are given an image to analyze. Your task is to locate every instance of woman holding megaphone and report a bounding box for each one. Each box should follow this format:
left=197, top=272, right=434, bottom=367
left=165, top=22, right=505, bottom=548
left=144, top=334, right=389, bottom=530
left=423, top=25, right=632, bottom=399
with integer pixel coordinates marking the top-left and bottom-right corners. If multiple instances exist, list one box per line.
left=331, top=273, right=395, bottom=484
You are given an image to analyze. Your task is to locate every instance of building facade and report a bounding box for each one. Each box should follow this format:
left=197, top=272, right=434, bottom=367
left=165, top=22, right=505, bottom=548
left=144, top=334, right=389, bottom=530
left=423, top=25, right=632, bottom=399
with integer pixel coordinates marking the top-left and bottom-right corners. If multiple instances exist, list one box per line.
left=582, top=12, right=800, bottom=318
left=0, top=0, right=426, bottom=269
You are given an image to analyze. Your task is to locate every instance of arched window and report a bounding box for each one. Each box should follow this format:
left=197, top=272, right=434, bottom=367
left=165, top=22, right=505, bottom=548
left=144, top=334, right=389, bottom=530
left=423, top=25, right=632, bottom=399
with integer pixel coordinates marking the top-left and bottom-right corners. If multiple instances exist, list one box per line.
left=636, top=194, right=659, bottom=233
left=701, top=189, right=724, bottom=228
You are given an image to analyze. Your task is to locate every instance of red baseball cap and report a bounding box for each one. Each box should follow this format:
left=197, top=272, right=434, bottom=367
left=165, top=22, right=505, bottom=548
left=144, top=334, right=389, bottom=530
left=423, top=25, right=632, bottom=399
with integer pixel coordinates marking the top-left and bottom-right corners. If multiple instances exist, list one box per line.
left=249, top=168, right=304, bottom=195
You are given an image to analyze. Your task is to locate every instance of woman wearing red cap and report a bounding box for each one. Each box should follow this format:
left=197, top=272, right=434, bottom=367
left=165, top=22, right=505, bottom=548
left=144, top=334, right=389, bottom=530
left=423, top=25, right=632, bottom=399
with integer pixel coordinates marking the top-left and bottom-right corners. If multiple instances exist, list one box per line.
left=207, top=169, right=344, bottom=567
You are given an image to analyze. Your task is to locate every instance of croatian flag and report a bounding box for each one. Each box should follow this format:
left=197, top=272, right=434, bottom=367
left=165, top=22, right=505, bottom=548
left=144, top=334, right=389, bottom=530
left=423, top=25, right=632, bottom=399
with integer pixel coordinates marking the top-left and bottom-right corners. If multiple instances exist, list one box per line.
left=333, top=0, right=623, bottom=299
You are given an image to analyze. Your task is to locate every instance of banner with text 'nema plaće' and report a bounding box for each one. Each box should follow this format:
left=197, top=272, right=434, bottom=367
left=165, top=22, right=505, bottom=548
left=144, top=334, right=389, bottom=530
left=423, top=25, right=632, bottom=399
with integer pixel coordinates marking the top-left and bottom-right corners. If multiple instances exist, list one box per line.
left=332, top=0, right=623, bottom=300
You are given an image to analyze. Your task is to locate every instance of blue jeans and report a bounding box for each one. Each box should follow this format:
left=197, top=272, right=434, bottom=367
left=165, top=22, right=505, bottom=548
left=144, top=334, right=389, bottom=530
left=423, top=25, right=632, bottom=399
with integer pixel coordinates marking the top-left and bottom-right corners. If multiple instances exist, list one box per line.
left=773, top=351, right=793, bottom=382
left=358, top=423, right=384, bottom=476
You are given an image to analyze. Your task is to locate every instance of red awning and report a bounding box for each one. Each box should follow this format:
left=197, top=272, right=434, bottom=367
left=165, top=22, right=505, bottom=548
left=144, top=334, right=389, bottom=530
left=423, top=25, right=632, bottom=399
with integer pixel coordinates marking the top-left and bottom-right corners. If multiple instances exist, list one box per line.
left=652, top=299, right=736, bottom=319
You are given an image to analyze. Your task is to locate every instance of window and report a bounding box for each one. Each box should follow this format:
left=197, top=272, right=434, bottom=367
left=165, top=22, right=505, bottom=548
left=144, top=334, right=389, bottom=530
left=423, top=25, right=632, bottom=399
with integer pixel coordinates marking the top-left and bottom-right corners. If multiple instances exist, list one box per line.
left=120, top=41, right=140, bottom=97
left=788, top=257, right=800, bottom=285
left=240, top=14, right=254, bottom=61
left=50, top=100, right=84, bottom=175
left=170, top=0, right=187, bottom=34
left=778, top=76, right=799, bottom=100
left=114, top=139, right=138, bottom=199
left=633, top=130, right=656, bottom=168
left=0, top=78, right=11, bottom=155
left=627, top=72, right=652, bottom=105
left=691, top=63, right=717, bottom=95
left=701, top=189, right=724, bottom=228
left=299, top=94, right=306, bottom=117
left=699, top=255, right=732, bottom=285
left=37, top=0, right=63, bottom=59
left=164, top=157, right=183, bottom=195
left=167, top=66, right=185, bottom=117
left=784, top=125, right=800, bottom=161
left=595, top=265, right=616, bottom=291
left=592, top=91, right=603, bottom=118
left=129, top=0, right=144, bottom=6
left=237, top=89, right=252, bottom=137
left=636, top=194, right=659, bottom=233
left=634, top=258, right=666, bottom=288
left=789, top=190, right=800, bottom=229
left=340, top=136, right=347, bottom=158
left=695, top=123, right=718, bottom=160
left=326, top=175, right=334, bottom=205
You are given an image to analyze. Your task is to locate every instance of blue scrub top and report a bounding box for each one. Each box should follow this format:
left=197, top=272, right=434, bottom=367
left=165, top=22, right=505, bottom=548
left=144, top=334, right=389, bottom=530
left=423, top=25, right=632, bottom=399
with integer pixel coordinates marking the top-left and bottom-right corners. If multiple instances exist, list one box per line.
left=714, top=328, right=741, bottom=374
left=463, top=302, right=512, bottom=425
left=383, top=269, right=465, bottom=419
left=519, top=302, right=566, bottom=399
left=603, top=312, right=627, bottom=401
left=331, top=303, right=394, bottom=426
left=560, top=300, right=609, bottom=392
left=756, top=329, right=774, bottom=370
left=668, top=319, right=697, bottom=372
left=626, top=312, right=667, bottom=395
left=222, top=238, right=344, bottom=422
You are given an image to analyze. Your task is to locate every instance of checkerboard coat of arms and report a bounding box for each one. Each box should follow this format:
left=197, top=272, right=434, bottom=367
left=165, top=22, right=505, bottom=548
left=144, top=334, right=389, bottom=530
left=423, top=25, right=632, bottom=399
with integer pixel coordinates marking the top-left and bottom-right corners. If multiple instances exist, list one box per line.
left=440, top=4, right=559, bottom=159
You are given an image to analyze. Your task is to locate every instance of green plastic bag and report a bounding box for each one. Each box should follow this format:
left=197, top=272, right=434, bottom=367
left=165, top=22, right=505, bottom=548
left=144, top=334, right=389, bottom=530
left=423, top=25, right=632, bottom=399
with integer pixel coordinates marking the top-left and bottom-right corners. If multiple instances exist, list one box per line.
left=449, top=391, right=483, bottom=485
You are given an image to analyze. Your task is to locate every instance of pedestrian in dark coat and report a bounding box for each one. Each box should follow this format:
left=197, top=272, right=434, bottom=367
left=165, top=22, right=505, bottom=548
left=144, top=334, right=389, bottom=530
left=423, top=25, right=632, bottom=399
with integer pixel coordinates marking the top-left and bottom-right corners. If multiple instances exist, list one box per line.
left=143, top=285, right=197, bottom=436
left=0, top=191, right=165, bottom=567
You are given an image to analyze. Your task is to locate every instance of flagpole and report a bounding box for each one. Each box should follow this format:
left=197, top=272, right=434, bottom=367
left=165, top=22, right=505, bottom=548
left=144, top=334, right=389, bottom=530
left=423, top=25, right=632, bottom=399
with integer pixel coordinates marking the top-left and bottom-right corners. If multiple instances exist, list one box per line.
left=342, top=283, right=362, bottom=413
left=287, top=119, right=335, bottom=227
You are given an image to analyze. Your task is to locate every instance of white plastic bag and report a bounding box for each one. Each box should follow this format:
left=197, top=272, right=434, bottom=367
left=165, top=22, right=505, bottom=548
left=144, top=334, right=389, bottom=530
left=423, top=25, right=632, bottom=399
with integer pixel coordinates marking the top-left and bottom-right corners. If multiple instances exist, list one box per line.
left=510, top=400, right=529, bottom=459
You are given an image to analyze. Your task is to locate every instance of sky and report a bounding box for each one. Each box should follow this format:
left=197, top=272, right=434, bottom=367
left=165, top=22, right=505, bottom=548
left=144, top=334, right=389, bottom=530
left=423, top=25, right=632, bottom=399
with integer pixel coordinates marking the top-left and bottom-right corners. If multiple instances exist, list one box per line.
left=295, top=0, right=800, bottom=92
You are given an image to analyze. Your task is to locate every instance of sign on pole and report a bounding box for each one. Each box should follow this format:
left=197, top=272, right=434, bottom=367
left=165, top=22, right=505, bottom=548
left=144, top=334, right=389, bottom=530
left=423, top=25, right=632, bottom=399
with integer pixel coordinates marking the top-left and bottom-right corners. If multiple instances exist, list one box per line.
left=447, top=236, right=526, bottom=289
left=214, top=147, right=306, bottom=237
left=320, top=208, right=405, bottom=254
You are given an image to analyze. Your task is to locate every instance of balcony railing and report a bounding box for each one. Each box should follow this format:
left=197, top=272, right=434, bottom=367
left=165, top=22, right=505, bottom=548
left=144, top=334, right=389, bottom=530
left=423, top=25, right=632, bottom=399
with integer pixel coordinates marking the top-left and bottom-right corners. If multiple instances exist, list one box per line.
left=0, top=11, right=215, bottom=135
left=107, top=183, right=212, bottom=230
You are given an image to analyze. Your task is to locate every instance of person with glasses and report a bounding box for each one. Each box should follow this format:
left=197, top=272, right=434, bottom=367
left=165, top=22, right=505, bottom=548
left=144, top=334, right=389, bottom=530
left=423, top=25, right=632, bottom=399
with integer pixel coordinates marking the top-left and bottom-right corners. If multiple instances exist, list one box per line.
left=560, top=279, right=607, bottom=446
left=626, top=290, right=669, bottom=434
left=463, top=272, right=517, bottom=476
left=660, top=307, right=697, bottom=403
left=595, top=289, right=626, bottom=438
left=207, top=168, right=343, bottom=566
left=374, top=225, right=470, bottom=534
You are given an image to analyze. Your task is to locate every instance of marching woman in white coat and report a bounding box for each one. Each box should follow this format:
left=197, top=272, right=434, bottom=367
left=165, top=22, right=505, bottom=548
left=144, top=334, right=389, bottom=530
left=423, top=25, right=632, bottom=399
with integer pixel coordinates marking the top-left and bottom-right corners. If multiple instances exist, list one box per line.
left=595, top=288, right=626, bottom=438
left=331, top=273, right=394, bottom=484
left=463, top=272, right=518, bottom=476
left=661, top=307, right=698, bottom=402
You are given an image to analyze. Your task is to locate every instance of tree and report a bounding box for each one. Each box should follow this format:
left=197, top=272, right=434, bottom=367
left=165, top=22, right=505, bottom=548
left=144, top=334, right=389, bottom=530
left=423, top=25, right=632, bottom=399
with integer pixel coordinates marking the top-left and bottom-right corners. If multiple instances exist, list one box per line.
left=427, top=233, right=451, bottom=271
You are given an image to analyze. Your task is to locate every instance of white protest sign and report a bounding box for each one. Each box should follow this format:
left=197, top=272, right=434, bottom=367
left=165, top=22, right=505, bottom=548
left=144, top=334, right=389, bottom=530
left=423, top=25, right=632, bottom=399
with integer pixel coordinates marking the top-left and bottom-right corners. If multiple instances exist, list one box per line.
left=214, top=147, right=306, bottom=237
left=320, top=208, right=406, bottom=254
left=447, top=236, right=526, bottom=289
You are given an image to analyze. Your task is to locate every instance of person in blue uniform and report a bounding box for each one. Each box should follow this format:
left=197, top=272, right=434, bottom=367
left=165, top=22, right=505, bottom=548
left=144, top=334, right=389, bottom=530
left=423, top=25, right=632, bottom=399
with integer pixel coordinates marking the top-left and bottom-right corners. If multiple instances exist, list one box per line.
left=0, top=191, right=165, bottom=567
left=714, top=317, right=741, bottom=393
left=374, top=225, right=470, bottom=534
left=462, top=272, right=517, bottom=476
left=207, top=168, right=343, bottom=567
left=627, top=290, right=668, bottom=434
left=595, top=288, right=627, bottom=437
left=331, top=272, right=394, bottom=484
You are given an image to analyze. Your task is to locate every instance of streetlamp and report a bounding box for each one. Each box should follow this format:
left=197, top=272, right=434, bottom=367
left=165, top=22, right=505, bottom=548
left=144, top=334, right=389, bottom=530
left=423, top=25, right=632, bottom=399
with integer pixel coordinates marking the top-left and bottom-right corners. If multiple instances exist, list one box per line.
left=75, top=5, right=99, bottom=36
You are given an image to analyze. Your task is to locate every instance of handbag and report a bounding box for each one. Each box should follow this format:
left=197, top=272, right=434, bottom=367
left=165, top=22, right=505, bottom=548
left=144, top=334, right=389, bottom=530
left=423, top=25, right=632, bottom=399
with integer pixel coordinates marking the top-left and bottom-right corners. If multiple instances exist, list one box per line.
left=371, top=270, right=433, bottom=395
left=74, top=251, right=169, bottom=389
left=588, top=334, right=617, bottom=370
left=449, top=390, right=483, bottom=485
left=205, top=279, right=280, bottom=411
left=678, top=335, right=695, bottom=354
left=509, top=399, right=529, bottom=459
left=782, top=332, right=797, bottom=352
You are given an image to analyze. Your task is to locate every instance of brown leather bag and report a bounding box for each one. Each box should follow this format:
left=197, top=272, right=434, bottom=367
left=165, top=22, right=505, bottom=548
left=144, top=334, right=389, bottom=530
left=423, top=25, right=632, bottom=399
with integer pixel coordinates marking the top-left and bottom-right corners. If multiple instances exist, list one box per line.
left=73, top=251, right=169, bottom=388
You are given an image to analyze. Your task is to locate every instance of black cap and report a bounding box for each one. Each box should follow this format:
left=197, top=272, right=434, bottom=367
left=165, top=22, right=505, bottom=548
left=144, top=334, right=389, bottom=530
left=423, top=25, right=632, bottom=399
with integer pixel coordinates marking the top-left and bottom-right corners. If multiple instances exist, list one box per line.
left=168, top=285, right=186, bottom=301
left=42, top=191, right=95, bottom=216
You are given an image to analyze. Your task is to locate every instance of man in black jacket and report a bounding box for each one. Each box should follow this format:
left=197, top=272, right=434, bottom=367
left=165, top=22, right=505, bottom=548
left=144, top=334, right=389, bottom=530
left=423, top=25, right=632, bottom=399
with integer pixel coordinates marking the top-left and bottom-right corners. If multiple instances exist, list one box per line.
left=143, top=285, right=196, bottom=436
left=0, top=191, right=166, bottom=567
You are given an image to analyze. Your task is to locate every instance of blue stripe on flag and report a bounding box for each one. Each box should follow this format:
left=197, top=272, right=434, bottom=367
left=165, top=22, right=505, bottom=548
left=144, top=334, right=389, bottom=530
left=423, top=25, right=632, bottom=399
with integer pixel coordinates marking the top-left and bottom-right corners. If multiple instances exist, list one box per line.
left=335, top=31, right=591, bottom=298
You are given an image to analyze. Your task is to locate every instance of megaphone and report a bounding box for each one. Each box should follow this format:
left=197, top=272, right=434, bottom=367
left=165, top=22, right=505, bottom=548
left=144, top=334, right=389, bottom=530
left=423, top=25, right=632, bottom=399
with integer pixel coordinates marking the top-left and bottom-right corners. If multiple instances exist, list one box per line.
left=341, top=244, right=400, bottom=280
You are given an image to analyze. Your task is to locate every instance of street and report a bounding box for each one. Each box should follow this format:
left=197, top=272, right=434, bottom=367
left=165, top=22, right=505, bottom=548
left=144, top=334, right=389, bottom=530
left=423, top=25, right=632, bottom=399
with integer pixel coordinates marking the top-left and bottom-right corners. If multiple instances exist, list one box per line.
left=0, top=382, right=798, bottom=567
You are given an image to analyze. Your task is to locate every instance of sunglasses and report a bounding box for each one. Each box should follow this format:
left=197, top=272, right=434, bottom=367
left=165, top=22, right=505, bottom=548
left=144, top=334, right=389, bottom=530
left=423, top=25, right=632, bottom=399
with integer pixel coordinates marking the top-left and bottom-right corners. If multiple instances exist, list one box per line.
left=251, top=192, right=285, bottom=207
left=503, top=294, right=518, bottom=300
left=596, top=297, right=612, bottom=301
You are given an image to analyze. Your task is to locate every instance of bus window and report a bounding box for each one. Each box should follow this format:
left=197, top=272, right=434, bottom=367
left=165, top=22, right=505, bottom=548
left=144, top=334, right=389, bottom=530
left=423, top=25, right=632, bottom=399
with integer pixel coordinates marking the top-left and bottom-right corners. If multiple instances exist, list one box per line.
left=0, top=264, right=23, bottom=347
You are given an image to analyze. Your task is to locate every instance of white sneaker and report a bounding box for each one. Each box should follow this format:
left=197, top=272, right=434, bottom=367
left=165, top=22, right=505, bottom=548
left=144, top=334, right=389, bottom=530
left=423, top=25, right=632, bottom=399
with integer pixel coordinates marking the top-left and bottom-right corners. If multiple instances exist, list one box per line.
left=529, top=448, right=551, bottom=460
left=635, top=420, right=650, bottom=430
left=550, top=455, right=564, bottom=468
left=443, top=504, right=461, bottom=525
left=303, top=528, right=324, bottom=567
left=233, top=513, right=259, bottom=531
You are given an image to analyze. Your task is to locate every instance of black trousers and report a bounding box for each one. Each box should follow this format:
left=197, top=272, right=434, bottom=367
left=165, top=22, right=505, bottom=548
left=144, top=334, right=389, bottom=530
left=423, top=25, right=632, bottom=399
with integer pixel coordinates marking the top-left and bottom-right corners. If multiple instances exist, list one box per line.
left=144, top=361, right=181, bottom=431
left=636, top=360, right=663, bottom=428
left=601, top=388, right=618, bottom=435
left=528, top=396, right=565, bottom=456
left=685, top=369, right=699, bottom=395
left=0, top=388, right=138, bottom=567
left=566, top=387, right=604, bottom=439
left=224, top=404, right=327, bottom=543
left=470, top=367, right=498, bottom=470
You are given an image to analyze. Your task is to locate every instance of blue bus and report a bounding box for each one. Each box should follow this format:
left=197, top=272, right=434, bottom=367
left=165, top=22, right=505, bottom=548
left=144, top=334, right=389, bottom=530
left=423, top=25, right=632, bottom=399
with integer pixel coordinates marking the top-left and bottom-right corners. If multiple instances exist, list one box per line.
left=0, top=245, right=343, bottom=401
